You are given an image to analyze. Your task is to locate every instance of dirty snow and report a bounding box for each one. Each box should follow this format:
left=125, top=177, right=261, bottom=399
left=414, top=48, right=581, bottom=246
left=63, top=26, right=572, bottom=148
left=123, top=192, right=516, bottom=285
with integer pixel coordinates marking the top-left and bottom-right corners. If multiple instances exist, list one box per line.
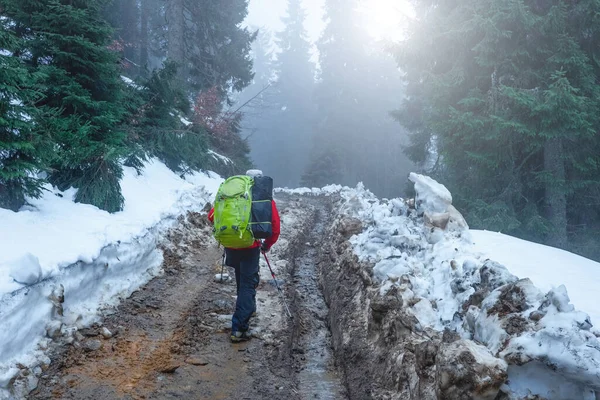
left=3, top=162, right=600, bottom=400
left=332, top=175, right=600, bottom=399
left=0, top=160, right=222, bottom=396
left=471, top=230, right=600, bottom=324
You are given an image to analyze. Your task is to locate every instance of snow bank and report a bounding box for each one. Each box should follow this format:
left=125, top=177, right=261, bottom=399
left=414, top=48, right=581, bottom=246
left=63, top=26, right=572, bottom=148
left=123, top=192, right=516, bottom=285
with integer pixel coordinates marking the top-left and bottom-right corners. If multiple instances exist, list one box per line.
left=336, top=174, right=600, bottom=399
left=471, top=230, right=600, bottom=324
left=0, top=160, right=220, bottom=295
left=275, top=184, right=344, bottom=196
left=0, top=160, right=221, bottom=397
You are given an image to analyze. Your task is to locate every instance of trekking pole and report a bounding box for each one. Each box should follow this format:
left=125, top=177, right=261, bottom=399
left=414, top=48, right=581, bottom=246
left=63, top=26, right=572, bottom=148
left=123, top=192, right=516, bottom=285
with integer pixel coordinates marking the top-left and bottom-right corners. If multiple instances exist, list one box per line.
left=220, top=250, right=225, bottom=283
left=262, top=251, right=293, bottom=319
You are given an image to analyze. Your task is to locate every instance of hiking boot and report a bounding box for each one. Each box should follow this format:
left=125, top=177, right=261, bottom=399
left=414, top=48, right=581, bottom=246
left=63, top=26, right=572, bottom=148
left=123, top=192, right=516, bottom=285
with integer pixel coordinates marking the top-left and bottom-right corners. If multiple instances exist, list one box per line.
left=230, top=331, right=252, bottom=343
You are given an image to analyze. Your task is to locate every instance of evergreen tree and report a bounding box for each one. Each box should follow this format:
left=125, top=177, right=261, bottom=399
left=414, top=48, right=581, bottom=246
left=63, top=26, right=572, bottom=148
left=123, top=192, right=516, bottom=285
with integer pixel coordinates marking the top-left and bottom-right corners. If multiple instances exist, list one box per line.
left=122, top=61, right=209, bottom=174
left=105, top=0, right=257, bottom=175
left=160, top=0, right=256, bottom=170
left=300, top=147, right=342, bottom=188
left=3, top=0, right=129, bottom=212
left=236, top=28, right=278, bottom=173
left=0, top=18, right=50, bottom=210
left=102, top=0, right=143, bottom=75
left=266, top=0, right=316, bottom=187
left=394, top=0, right=600, bottom=254
left=163, top=0, right=256, bottom=93
left=305, top=0, right=413, bottom=197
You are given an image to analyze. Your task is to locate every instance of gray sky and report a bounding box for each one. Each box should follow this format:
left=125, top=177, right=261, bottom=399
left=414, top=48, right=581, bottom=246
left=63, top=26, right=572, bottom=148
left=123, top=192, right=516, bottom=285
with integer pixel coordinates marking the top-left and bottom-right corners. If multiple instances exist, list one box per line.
left=244, top=0, right=326, bottom=44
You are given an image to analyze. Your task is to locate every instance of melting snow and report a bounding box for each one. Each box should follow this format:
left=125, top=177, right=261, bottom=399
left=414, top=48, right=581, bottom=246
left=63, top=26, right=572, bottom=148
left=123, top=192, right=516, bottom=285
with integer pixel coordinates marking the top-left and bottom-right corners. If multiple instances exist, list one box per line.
left=471, top=230, right=600, bottom=324
left=329, top=175, right=600, bottom=399
left=2, top=167, right=600, bottom=400
left=0, top=160, right=222, bottom=396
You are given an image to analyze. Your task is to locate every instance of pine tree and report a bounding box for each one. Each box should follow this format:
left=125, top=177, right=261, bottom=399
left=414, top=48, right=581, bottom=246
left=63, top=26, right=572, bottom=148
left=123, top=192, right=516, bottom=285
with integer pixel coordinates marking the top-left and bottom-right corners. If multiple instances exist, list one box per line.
left=306, top=0, right=413, bottom=196
left=103, top=0, right=142, bottom=75
left=393, top=0, right=600, bottom=253
left=236, top=28, right=277, bottom=172
left=162, top=0, right=256, bottom=94
left=264, top=0, right=316, bottom=187
left=0, top=18, right=50, bottom=211
left=3, top=0, right=129, bottom=212
left=122, top=61, right=209, bottom=174
left=301, top=146, right=342, bottom=188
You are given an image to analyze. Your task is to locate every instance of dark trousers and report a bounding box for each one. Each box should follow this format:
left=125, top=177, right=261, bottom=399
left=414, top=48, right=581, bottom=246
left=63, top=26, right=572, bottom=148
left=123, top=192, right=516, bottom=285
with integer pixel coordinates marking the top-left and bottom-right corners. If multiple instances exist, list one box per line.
left=225, top=247, right=260, bottom=332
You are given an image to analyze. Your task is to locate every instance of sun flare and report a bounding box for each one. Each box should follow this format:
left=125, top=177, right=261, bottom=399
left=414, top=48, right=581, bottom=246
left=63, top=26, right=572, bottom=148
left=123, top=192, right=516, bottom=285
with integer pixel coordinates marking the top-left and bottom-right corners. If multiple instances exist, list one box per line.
left=358, top=0, right=415, bottom=41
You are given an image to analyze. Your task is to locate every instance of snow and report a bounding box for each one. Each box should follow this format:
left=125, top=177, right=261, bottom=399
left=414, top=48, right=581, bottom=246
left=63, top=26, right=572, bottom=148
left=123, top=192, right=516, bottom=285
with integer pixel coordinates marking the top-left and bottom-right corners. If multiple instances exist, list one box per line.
left=7, top=98, right=31, bottom=123
left=334, top=174, right=600, bottom=399
left=409, top=172, right=452, bottom=213
left=8, top=254, right=42, bottom=285
left=208, top=149, right=233, bottom=165
left=0, top=160, right=220, bottom=295
left=471, top=230, right=600, bottom=324
left=275, top=184, right=344, bottom=196
left=3, top=164, right=600, bottom=399
left=120, top=75, right=142, bottom=90
left=0, top=49, right=11, bottom=57
left=180, top=116, right=193, bottom=126
left=0, top=159, right=222, bottom=395
left=507, top=362, right=598, bottom=400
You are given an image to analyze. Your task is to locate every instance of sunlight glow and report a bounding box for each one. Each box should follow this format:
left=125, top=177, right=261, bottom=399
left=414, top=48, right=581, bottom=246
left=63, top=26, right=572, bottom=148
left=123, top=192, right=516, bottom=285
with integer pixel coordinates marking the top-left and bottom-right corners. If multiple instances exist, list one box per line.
left=357, top=0, right=415, bottom=42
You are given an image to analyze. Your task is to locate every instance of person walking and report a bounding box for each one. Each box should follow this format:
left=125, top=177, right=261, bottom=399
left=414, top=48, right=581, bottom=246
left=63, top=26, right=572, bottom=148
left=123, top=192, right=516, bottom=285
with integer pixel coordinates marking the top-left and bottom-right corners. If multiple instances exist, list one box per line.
left=208, top=170, right=280, bottom=342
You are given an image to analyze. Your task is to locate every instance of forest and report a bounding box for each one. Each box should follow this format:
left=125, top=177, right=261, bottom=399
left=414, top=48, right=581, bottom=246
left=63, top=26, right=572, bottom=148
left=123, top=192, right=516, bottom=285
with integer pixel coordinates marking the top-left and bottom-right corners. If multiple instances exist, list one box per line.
left=1, top=0, right=600, bottom=260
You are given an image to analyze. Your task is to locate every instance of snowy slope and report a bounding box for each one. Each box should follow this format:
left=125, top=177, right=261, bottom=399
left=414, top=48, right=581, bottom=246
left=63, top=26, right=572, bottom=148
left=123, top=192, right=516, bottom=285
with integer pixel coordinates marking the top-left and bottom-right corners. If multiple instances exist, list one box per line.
left=471, top=230, right=600, bottom=325
left=0, top=160, right=221, bottom=396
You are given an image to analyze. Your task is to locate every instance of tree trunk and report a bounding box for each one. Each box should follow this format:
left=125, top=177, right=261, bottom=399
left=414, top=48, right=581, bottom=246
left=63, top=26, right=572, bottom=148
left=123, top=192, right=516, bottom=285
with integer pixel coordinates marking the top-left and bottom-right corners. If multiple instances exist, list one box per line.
left=544, top=137, right=568, bottom=248
left=120, top=0, right=138, bottom=65
left=140, top=0, right=149, bottom=70
left=166, top=0, right=186, bottom=81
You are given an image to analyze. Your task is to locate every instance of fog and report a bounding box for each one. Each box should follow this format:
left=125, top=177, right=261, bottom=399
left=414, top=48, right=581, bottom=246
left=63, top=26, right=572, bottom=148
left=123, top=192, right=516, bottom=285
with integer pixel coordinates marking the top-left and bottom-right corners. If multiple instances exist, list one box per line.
left=239, top=0, right=415, bottom=199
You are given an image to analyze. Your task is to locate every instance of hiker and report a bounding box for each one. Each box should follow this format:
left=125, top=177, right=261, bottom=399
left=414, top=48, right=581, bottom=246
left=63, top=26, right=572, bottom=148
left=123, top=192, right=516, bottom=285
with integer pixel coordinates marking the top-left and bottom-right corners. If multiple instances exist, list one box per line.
left=208, top=169, right=280, bottom=342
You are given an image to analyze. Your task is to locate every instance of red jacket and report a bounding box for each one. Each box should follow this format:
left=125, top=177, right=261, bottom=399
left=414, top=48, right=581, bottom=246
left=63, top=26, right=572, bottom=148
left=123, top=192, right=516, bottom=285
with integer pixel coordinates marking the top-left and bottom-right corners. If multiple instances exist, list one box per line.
left=208, top=200, right=281, bottom=250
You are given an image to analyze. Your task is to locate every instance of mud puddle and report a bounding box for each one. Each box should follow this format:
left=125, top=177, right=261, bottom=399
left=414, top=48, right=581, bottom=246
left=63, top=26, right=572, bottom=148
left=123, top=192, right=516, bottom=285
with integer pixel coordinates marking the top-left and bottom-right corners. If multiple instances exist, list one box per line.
left=279, top=197, right=347, bottom=400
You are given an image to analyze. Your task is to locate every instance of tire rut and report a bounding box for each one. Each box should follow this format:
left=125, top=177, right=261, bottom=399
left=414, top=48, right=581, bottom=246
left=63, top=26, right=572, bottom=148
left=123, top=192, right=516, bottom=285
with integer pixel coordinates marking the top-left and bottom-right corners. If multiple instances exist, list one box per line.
left=278, top=195, right=347, bottom=400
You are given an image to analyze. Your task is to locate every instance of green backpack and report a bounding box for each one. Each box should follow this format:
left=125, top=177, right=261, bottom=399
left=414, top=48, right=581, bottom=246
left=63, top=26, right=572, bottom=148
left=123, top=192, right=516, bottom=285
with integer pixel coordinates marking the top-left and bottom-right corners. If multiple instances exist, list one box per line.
left=212, top=175, right=256, bottom=248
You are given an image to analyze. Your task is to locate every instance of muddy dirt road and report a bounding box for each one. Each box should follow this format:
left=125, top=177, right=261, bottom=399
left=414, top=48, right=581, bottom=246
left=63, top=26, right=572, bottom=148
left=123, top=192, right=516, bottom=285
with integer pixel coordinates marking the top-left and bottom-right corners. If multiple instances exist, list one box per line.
left=29, top=195, right=347, bottom=400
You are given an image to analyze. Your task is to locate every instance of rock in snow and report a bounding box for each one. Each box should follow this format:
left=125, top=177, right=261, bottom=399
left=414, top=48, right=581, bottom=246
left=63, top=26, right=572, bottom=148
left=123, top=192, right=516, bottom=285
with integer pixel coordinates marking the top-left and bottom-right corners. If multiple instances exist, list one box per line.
left=436, top=339, right=507, bottom=400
